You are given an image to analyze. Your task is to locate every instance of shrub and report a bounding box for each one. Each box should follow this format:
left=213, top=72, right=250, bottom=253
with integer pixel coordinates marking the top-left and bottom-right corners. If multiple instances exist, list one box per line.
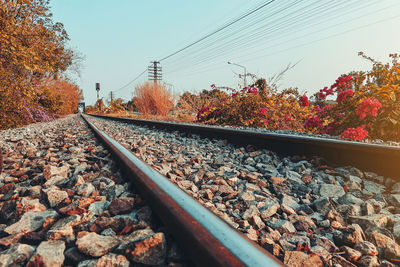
left=308, top=53, right=400, bottom=141
left=134, top=82, right=174, bottom=116
left=197, top=80, right=313, bottom=131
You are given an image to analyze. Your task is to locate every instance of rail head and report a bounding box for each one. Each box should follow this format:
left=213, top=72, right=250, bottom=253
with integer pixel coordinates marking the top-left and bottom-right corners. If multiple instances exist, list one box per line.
left=88, top=114, right=400, bottom=180
left=82, top=115, right=284, bottom=267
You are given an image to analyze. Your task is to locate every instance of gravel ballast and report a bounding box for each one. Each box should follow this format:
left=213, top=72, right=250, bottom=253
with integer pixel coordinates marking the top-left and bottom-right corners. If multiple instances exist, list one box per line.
left=90, top=116, right=400, bottom=267
left=0, top=115, right=189, bottom=266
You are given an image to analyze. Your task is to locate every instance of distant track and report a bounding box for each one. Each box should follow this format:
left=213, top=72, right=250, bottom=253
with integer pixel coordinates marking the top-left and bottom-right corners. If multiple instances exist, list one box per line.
left=82, top=115, right=283, bottom=267
left=88, top=114, right=400, bottom=181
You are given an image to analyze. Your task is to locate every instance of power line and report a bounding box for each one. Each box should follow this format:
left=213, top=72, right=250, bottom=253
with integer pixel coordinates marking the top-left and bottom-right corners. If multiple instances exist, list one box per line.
left=167, top=12, right=400, bottom=78
left=158, top=0, right=277, bottom=62
left=111, top=0, right=277, bottom=96
left=163, top=0, right=393, bottom=76
left=114, top=69, right=147, bottom=93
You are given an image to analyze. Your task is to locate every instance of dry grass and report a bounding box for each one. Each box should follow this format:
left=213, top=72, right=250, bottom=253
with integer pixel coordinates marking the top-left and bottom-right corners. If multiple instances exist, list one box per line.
left=134, top=82, right=174, bottom=116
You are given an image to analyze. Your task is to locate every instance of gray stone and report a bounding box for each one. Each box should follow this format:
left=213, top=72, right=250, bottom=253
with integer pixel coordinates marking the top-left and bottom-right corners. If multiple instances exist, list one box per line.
left=76, top=231, right=120, bottom=257
left=337, top=193, right=364, bottom=206
left=281, top=195, right=300, bottom=210
left=260, top=203, right=279, bottom=220
left=363, top=180, right=386, bottom=195
left=95, top=253, right=129, bottom=267
left=319, top=184, right=345, bottom=198
left=286, top=171, right=304, bottom=185
left=76, top=183, right=96, bottom=197
left=240, top=191, right=255, bottom=202
left=349, top=214, right=390, bottom=229
left=391, top=183, right=400, bottom=194
left=27, top=240, right=65, bottom=267
left=101, top=228, right=116, bottom=236
left=313, top=197, right=334, bottom=215
left=393, top=222, right=400, bottom=243
left=267, top=219, right=296, bottom=234
left=45, top=187, right=68, bottom=207
left=77, top=259, right=98, bottom=267
left=4, top=210, right=58, bottom=235
left=88, top=201, right=110, bottom=215
left=44, top=176, right=67, bottom=187
left=43, top=165, right=69, bottom=180
left=388, top=194, right=400, bottom=206
left=0, top=244, right=35, bottom=267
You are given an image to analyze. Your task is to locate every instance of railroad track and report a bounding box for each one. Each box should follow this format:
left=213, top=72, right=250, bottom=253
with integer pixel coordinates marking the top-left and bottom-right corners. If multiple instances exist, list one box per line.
left=2, top=114, right=399, bottom=266
left=81, top=115, right=283, bottom=267
left=89, top=114, right=400, bottom=181
left=85, top=114, right=400, bottom=267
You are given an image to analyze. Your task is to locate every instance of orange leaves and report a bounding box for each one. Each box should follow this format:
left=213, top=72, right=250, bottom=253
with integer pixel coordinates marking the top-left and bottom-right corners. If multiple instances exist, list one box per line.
left=0, top=0, right=78, bottom=129
left=134, top=82, right=174, bottom=117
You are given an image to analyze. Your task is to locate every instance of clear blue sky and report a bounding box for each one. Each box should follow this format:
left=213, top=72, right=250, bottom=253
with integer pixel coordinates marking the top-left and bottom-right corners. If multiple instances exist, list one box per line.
left=51, top=0, right=400, bottom=105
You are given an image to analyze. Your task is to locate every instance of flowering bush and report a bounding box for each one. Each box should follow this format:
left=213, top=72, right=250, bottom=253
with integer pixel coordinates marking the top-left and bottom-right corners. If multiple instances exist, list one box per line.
left=336, top=89, right=354, bottom=103
left=195, top=53, right=400, bottom=142
left=308, top=53, right=400, bottom=141
left=299, top=95, right=310, bottom=107
left=356, top=98, right=382, bottom=119
left=341, top=125, right=369, bottom=141
left=196, top=79, right=313, bottom=131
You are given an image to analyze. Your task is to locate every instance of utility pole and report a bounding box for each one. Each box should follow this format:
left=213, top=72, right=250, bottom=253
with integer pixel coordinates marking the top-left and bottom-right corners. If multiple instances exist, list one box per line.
left=148, top=61, right=162, bottom=84
left=110, top=91, right=113, bottom=102
left=228, top=62, right=247, bottom=89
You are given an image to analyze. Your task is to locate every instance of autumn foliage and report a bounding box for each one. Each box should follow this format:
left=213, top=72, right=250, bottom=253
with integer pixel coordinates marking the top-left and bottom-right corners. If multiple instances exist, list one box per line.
left=0, top=0, right=82, bottom=130
left=196, top=79, right=312, bottom=132
left=134, top=82, right=174, bottom=116
left=195, top=53, right=400, bottom=142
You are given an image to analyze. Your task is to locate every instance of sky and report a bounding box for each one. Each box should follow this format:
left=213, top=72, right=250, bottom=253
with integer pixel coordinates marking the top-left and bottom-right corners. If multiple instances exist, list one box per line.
left=51, top=0, right=400, bottom=106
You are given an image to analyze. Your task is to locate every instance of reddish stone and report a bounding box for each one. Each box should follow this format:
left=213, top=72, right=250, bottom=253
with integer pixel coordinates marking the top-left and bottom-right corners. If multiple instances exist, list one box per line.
left=63, top=189, right=75, bottom=197
left=0, top=182, right=15, bottom=194
left=270, top=177, right=285, bottom=185
left=58, top=205, right=87, bottom=216
left=109, top=198, right=135, bottom=216
left=301, top=174, right=312, bottom=183
left=77, top=198, right=96, bottom=209
left=0, top=232, right=24, bottom=247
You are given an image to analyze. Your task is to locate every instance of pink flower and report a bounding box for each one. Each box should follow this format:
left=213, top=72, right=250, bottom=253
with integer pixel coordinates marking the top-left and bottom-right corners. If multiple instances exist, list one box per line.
left=232, top=92, right=239, bottom=98
left=341, top=125, right=368, bottom=141
left=304, top=115, right=323, bottom=129
left=336, top=89, right=353, bottom=103
left=262, top=119, right=269, bottom=125
left=299, top=95, right=309, bottom=107
left=258, top=107, right=268, bottom=116
left=247, top=87, right=258, bottom=95
left=356, top=98, right=382, bottom=119
left=211, top=84, right=216, bottom=88
left=285, top=114, right=292, bottom=120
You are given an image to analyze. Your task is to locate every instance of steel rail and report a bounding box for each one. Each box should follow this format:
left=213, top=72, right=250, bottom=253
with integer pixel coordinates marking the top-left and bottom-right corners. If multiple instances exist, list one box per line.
left=81, top=115, right=283, bottom=267
left=89, top=114, right=400, bottom=181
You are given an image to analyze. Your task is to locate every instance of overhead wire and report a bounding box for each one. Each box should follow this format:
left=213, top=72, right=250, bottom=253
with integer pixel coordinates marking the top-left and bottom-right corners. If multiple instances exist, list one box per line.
left=158, top=0, right=277, bottom=62
left=111, top=0, right=277, bottom=96
left=163, top=0, right=391, bottom=77
left=167, top=11, right=400, bottom=79
left=164, top=0, right=383, bottom=76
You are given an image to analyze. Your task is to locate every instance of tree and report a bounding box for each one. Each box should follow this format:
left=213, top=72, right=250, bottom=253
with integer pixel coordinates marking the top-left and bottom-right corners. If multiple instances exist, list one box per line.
left=0, top=0, right=77, bottom=129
